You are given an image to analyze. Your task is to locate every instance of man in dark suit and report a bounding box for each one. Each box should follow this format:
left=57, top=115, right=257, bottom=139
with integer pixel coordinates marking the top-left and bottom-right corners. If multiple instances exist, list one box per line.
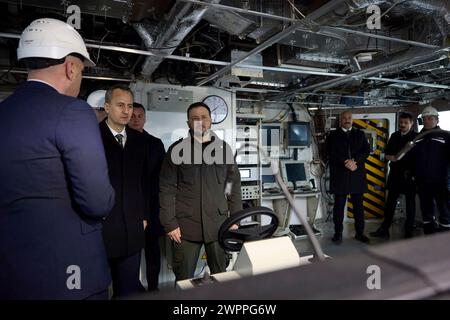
left=371, top=112, right=418, bottom=239
left=129, top=102, right=166, bottom=292
left=0, top=18, right=115, bottom=299
left=100, top=85, right=149, bottom=298
left=328, top=110, right=370, bottom=244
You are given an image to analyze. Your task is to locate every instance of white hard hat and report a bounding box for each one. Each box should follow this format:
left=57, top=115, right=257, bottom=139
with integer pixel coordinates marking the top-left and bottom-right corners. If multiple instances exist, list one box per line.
left=87, top=90, right=106, bottom=109
left=421, top=106, right=439, bottom=117
left=17, top=18, right=95, bottom=67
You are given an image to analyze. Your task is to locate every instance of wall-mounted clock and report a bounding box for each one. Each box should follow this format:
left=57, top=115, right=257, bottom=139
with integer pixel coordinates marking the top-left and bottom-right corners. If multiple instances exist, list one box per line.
left=203, top=95, right=228, bottom=124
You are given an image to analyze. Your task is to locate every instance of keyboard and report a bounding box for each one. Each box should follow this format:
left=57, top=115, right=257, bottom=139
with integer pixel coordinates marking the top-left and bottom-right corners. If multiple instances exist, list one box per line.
left=292, top=188, right=317, bottom=194
left=264, top=188, right=281, bottom=194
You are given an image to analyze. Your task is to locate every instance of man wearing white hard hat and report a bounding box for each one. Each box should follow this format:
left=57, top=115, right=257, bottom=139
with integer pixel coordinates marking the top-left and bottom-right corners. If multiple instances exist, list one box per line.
left=411, top=106, right=450, bottom=234
left=0, top=18, right=114, bottom=299
left=87, top=89, right=108, bottom=122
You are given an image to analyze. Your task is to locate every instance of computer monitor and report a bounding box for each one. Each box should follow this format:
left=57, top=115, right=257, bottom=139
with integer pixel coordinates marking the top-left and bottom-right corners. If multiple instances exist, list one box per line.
left=261, top=123, right=282, bottom=150
left=280, top=160, right=310, bottom=189
left=261, top=165, right=278, bottom=190
left=287, top=122, right=310, bottom=148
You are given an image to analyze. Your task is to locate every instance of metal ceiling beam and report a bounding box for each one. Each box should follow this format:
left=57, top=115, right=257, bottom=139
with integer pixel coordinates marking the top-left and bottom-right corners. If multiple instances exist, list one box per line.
left=367, top=76, right=450, bottom=89
left=297, top=92, right=420, bottom=104
left=321, top=26, right=440, bottom=50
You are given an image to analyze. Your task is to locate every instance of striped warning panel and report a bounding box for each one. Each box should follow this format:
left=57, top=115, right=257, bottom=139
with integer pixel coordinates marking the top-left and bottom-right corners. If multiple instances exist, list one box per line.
left=347, top=119, right=388, bottom=219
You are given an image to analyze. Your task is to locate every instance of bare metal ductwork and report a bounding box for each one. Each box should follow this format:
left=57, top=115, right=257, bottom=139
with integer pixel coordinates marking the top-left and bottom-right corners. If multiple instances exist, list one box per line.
left=132, top=22, right=157, bottom=49
left=347, top=0, right=450, bottom=38
left=406, top=0, right=450, bottom=14
left=203, top=8, right=258, bottom=39
left=346, top=0, right=387, bottom=9
left=202, top=0, right=288, bottom=44
left=346, top=0, right=450, bottom=24
left=136, top=0, right=221, bottom=79
left=405, top=0, right=450, bottom=37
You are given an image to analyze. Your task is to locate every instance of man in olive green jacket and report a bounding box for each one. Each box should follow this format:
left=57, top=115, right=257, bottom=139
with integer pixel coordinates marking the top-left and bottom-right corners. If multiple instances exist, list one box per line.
left=160, top=102, right=242, bottom=281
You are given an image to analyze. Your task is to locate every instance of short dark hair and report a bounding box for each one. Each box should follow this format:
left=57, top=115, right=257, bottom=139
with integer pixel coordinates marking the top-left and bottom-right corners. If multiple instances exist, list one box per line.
left=399, top=112, right=413, bottom=121
left=133, top=102, right=146, bottom=112
left=187, top=102, right=211, bottom=119
left=105, top=84, right=134, bottom=104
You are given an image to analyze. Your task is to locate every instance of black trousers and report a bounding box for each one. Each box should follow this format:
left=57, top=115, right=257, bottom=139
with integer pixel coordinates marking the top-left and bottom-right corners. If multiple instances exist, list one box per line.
left=382, top=188, right=416, bottom=235
left=417, top=181, right=450, bottom=234
left=108, top=251, right=144, bottom=298
left=333, top=194, right=365, bottom=236
left=172, top=240, right=228, bottom=282
left=144, top=231, right=161, bottom=291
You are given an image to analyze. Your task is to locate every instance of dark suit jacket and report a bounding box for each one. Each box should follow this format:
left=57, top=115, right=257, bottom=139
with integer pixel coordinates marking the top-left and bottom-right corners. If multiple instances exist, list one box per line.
left=99, top=120, right=149, bottom=258
left=385, top=130, right=418, bottom=191
left=142, top=130, right=166, bottom=237
left=328, top=127, right=370, bottom=195
left=0, top=81, right=114, bottom=299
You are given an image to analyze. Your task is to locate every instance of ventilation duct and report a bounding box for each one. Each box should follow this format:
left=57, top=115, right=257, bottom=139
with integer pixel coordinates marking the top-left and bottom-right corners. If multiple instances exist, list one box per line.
left=347, top=0, right=450, bottom=39
left=136, top=0, right=221, bottom=79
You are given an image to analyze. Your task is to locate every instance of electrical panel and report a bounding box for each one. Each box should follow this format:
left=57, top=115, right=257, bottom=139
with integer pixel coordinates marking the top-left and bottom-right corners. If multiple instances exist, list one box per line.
left=241, top=185, right=260, bottom=200
left=148, top=87, right=193, bottom=110
left=236, top=118, right=261, bottom=205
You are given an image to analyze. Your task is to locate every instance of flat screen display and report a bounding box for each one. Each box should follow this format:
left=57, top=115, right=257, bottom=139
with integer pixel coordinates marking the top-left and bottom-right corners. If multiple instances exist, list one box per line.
left=285, top=163, right=307, bottom=182
left=288, top=122, right=310, bottom=147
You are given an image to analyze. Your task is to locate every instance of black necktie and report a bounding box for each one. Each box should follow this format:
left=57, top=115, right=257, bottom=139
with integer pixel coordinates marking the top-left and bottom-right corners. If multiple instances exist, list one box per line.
left=115, top=134, right=124, bottom=148
left=345, top=130, right=351, bottom=158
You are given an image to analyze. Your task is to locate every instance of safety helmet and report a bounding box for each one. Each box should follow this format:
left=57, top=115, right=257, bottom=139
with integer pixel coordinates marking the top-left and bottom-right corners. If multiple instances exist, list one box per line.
left=421, top=106, right=439, bottom=118
left=87, top=90, right=106, bottom=109
left=17, top=18, right=95, bottom=67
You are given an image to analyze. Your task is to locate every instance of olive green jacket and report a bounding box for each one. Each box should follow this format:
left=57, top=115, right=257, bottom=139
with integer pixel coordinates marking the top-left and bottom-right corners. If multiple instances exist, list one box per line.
left=159, top=131, right=242, bottom=243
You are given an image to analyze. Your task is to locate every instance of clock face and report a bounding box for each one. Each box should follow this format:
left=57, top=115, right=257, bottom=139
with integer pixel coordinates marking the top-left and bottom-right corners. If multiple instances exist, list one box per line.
left=203, top=95, right=228, bottom=124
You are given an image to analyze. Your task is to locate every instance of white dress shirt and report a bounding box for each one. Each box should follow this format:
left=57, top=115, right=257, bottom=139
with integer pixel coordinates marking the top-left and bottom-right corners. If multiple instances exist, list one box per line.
left=341, top=127, right=352, bottom=133
left=106, top=121, right=127, bottom=147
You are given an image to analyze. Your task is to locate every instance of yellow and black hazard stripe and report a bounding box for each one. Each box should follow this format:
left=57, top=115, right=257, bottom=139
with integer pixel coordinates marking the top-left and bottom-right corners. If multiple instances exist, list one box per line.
left=348, top=119, right=388, bottom=219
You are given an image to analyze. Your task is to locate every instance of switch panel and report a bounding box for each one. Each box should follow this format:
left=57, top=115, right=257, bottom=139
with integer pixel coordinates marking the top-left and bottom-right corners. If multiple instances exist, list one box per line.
left=241, top=185, right=260, bottom=200
left=148, top=88, right=193, bottom=110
